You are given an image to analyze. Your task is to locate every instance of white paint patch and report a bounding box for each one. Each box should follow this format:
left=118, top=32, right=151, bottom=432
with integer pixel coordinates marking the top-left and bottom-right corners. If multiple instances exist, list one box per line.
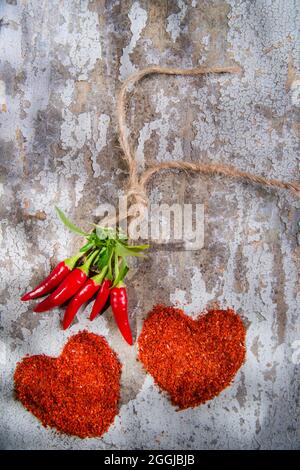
left=172, top=137, right=184, bottom=159
left=54, top=2, right=101, bottom=80
left=291, top=79, right=300, bottom=106
left=60, top=110, right=91, bottom=150
left=291, top=340, right=300, bottom=364
left=202, top=34, right=210, bottom=47
left=119, top=2, right=148, bottom=81
left=166, top=0, right=188, bottom=42
left=136, top=120, right=161, bottom=170
left=0, top=80, right=7, bottom=110
left=60, top=153, right=89, bottom=207
left=137, top=89, right=181, bottom=164
left=191, top=85, right=218, bottom=151
left=167, top=264, right=177, bottom=278
left=170, top=288, right=187, bottom=306
left=0, top=5, right=22, bottom=144
left=137, top=82, right=192, bottom=167
left=0, top=6, right=22, bottom=70
left=0, top=339, right=6, bottom=365
left=96, top=114, right=110, bottom=153
left=170, top=266, right=217, bottom=316
left=0, top=95, right=20, bottom=143
left=59, top=110, right=91, bottom=206
left=92, top=113, right=111, bottom=177
left=61, top=80, right=75, bottom=107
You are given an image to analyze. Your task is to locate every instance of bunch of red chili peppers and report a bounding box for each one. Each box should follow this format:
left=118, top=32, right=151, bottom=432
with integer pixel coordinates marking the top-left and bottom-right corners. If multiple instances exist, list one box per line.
left=21, top=208, right=148, bottom=345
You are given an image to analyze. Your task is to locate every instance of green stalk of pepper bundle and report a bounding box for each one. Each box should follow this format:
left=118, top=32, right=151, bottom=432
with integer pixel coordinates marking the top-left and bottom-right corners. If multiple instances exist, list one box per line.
left=21, top=208, right=149, bottom=345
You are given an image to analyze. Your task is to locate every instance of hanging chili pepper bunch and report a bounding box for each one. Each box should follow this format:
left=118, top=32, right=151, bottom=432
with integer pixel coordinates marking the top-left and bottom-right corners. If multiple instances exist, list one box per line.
left=21, top=207, right=149, bottom=345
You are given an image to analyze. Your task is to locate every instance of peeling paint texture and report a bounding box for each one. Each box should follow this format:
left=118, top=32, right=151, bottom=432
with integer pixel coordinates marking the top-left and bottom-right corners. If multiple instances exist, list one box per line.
left=0, top=0, right=299, bottom=450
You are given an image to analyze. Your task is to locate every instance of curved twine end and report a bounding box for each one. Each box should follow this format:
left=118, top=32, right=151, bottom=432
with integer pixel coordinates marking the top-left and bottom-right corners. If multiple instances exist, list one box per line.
left=140, top=161, right=300, bottom=197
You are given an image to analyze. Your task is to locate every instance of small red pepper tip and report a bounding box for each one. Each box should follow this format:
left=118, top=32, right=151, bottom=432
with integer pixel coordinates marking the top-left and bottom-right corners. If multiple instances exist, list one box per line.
left=125, top=332, right=134, bottom=346
left=62, top=321, right=69, bottom=330
left=33, top=302, right=50, bottom=313
left=20, top=293, right=30, bottom=301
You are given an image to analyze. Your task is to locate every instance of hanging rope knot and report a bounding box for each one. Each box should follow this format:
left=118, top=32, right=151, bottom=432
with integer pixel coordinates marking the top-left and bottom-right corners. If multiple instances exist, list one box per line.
left=112, top=64, right=299, bottom=226
left=126, top=183, right=148, bottom=207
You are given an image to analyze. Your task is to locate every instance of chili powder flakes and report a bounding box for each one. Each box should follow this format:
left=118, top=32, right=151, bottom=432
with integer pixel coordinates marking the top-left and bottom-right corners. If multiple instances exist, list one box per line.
left=138, top=305, right=246, bottom=410
left=14, top=331, right=121, bottom=438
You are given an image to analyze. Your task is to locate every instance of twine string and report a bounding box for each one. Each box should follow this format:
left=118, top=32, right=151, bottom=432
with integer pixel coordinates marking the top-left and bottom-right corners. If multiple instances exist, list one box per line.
left=112, top=64, right=299, bottom=225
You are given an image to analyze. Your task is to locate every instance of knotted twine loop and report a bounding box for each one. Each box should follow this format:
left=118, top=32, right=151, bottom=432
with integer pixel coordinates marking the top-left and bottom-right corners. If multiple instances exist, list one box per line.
left=107, top=64, right=300, bottom=227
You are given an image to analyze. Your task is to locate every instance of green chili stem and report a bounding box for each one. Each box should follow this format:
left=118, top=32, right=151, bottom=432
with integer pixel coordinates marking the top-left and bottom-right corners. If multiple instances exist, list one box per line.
left=80, top=250, right=99, bottom=275
left=92, top=265, right=108, bottom=285
left=107, top=250, right=114, bottom=280
left=114, top=250, right=119, bottom=279
left=64, top=251, right=83, bottom=269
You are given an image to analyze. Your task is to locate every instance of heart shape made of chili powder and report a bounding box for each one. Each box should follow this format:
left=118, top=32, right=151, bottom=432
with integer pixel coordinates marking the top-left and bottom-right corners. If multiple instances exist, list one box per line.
left=14, top=331, right=121, bottom=438
left=138, top=305, right=246, bottom=410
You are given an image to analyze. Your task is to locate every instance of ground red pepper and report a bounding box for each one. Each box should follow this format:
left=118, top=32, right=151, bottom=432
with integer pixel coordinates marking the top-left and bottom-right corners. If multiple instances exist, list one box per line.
left=138, top=305, right=246, bottom=410
left=14, top=331, right=121, bottom=438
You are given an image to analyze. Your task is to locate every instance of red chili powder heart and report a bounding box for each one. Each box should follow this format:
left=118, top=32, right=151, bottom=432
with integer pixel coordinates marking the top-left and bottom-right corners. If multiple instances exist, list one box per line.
left=14, top=331, right=121, bottom=438
left=138, top=305, right=246, bottom=410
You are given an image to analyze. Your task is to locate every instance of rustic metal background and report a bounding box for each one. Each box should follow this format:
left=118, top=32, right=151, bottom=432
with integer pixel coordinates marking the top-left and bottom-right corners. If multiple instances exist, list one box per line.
left=0, top=0, right=299, bottom=450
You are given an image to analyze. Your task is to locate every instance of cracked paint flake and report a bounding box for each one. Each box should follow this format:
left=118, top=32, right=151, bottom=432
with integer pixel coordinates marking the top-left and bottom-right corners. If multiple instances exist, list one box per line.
left=0, top=80, right=7, bottom=112
left=60, top=110, right=92, bottom=151
left=53, top=0, right=101, bottom=80
left=93, top=113, right=111, bottom=177
left=61, top=79, right=75, bottom=107
left=170, top=266, right=217, bottom=317
left=291, top=79, right=300, bottom=106
left=119, top=1, right=148, bottom=81
left=166, top=0, right=188, bottom=42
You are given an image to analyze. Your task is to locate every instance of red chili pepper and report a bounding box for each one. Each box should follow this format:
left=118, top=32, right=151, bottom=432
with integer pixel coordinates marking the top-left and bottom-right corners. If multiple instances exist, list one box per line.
left=21, top=253, right=82, bottom=301
left=89, top=278, right=112, bottom=321
left=34, top=251, right=99, bottom=313
left=110, top=284, right=133, bottom=345
left=63, top=267, right=108, bottom=329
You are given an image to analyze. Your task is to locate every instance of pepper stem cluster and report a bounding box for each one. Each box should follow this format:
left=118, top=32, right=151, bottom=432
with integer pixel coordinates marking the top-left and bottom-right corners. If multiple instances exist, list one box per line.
left=55, top=207, right=149, bottom=286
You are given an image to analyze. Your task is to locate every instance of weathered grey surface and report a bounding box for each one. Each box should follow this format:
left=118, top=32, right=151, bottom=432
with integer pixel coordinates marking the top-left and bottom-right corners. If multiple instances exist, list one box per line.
left=0, top=0, right=299, bottom=450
